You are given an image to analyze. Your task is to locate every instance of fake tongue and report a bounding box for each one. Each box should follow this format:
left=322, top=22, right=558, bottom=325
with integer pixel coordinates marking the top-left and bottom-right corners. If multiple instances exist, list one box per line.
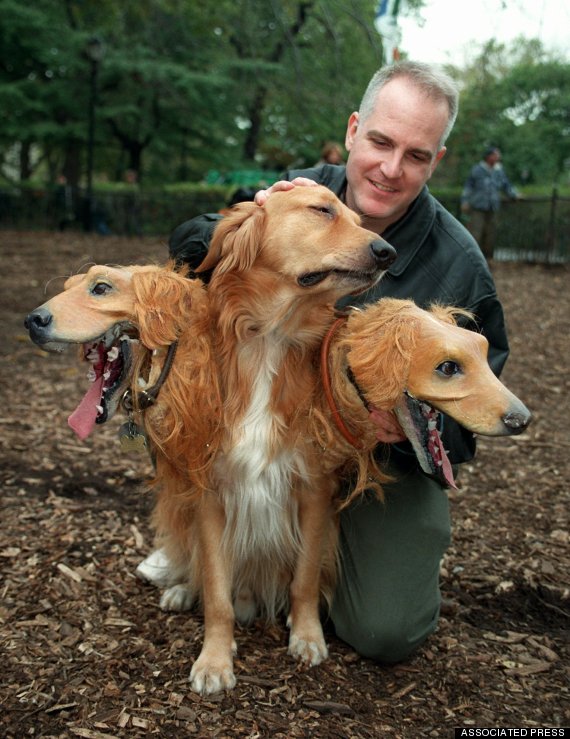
left=426, top=424, right=456, bottom=489
left=68, top=374, right=104, bottom=440
left=392, top=396, right=457, bottom=490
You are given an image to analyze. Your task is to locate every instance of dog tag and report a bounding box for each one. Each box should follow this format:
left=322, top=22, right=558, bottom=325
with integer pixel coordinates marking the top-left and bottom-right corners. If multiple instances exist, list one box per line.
left=118, top=420, right=148, bottom=453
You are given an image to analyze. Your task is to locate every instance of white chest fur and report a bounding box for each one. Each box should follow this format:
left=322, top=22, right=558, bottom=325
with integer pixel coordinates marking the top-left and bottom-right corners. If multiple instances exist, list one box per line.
left=217, top=342, right=307, bottom=566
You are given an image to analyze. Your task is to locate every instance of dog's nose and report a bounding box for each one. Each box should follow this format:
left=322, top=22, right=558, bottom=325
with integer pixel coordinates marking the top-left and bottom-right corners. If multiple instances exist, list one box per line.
left=502, top=408, right=532, bottom=435
left=25, top=307, right=53, bottom=334
left=370, top=239, right=397, bottom=269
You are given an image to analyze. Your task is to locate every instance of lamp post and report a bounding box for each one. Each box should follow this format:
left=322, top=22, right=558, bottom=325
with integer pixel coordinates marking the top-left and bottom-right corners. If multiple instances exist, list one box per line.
left=84, top=36, right=105, bottom=231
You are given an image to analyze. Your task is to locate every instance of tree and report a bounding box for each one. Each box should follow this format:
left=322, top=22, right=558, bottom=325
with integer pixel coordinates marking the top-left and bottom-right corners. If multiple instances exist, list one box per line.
left=445, top=38, right=570, bottom=186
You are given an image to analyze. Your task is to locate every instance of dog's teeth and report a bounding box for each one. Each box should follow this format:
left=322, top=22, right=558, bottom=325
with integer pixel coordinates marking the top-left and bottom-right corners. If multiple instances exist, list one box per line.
left=103, top=370, right=111, bottom=381
left=87, top=350, right=99, bottom=361
left=107, top=346, right=119, bottom=361
left=86, top=368, right=97, bottom=382
left=96, top=405, right=104, bottom=414
left=428, top=419, right=437, bottom=430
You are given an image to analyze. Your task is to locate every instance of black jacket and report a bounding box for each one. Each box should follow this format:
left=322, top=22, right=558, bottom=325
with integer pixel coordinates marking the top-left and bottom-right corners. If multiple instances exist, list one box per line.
left=169, top=164, right=510, bottom=466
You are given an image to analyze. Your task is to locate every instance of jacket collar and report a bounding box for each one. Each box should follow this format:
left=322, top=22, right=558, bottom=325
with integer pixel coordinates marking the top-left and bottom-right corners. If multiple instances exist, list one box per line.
left=380, top=186, right=436, bottom=277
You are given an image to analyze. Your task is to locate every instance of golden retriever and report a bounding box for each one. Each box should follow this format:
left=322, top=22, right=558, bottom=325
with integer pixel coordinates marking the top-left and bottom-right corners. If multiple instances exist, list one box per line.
left=26, top=186, right=397, bottom=695
left=154, top=186, right=396, bottom=694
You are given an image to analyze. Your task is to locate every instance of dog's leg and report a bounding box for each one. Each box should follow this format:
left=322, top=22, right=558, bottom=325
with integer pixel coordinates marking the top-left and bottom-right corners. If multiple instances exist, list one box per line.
left=287, top=481, right=331, bottom=666
left=190, top=491, right=237, bottom=695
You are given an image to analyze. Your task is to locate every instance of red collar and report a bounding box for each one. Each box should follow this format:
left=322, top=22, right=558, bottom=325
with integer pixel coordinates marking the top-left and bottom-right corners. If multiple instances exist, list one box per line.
left=320, top=317, right=362, bottom=449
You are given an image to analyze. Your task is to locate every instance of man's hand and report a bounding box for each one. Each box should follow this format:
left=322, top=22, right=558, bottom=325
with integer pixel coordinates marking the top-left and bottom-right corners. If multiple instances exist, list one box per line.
left=255, top=177, right=319, bottom=206
left=368, top=408, right=407, bottom=444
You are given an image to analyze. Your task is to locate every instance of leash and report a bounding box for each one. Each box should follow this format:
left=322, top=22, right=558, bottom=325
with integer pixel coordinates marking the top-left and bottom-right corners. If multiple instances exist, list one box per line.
left=122, top=339, right=179, bottom=412
left=320, top=317, right=363, bottom=450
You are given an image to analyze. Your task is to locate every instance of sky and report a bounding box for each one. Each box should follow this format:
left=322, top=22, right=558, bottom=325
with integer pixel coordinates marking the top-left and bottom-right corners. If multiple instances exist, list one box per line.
left=396, top=0, right=569, bottom=66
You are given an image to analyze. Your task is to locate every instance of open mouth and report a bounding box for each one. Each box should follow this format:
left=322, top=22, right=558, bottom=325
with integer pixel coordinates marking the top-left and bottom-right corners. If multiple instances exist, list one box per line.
left=297, top=268, right=377, bottom=288
left=370, top=180, right=397, bottom=194
left=394, top=392, right=457, bottom=489
left=67, top=328, right=135, bottom=440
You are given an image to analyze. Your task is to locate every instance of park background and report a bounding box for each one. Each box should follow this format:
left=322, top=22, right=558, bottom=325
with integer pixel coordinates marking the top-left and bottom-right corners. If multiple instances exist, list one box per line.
left=1, top=1, right=569, bottom=736
left=0, top=0, right=569, bottom=261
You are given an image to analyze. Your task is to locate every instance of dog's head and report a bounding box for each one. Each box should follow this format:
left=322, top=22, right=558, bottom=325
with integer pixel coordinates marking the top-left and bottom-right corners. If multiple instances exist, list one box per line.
left=24, top=262, right=203, bottom=438
left=25, top=263, right=197, bottom=349
left=197, top=186, right=397, bottom=320
left=342, top=298, right=531, bottom=486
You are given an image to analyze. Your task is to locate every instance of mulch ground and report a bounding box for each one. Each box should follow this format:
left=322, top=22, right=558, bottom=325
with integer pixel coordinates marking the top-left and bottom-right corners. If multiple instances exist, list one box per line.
left=1, top=230, right=568, bottom=738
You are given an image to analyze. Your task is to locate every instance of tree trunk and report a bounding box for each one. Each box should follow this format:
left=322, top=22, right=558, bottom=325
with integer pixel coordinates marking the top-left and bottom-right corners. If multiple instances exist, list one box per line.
left=243, top=86, right=267, bottom=162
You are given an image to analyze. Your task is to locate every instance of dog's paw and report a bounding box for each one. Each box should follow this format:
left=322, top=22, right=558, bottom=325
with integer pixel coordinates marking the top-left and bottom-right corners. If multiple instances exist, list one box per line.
left=288, top=630, right=328, bottom=666
left=136, top=548, right=173, bottom=587
left=159, top=584, right=195, bottom=611
left=190, top=654, right=236, bottom=695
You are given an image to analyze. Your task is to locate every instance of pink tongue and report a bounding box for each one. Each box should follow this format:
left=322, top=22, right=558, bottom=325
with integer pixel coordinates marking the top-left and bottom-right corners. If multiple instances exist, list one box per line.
left=68, top=375, right=104, bottom=440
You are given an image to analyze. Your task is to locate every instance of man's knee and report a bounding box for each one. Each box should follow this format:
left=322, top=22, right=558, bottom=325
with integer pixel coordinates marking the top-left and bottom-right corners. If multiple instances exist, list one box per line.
left=333, top=607, right=440, bottom=664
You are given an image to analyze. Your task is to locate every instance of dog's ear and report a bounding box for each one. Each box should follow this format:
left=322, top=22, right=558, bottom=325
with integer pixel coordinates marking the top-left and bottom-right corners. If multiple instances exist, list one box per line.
left=196, top=202, right=265, bottom=275
left=344, top=304, right=420, bottom=410
left=131, top=268, right=196, bottom=348
left=63, top=272, right=88, bottom=290
left=429, top=303, right=472, bottom=327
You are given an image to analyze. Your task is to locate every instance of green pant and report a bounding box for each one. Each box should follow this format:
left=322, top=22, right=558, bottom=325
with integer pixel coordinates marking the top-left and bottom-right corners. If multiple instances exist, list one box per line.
left=467, top=208, right=496, bottom=260
left=331, top=466, right=451, bottom=663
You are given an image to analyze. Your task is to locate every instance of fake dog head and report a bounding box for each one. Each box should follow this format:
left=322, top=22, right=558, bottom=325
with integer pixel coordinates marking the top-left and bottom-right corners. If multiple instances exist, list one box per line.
left=197, top=186, right=397, bottom=340
left=333, top=298, right=532, bottom=487
left=25, top=262, right=207, bottom=439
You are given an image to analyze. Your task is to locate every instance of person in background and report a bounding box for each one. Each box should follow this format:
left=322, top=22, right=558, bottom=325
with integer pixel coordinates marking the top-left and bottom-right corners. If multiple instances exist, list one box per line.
left=461, top=146, right=520, bottom=261
left=141, top=61, right=509, bottom=666
left=317, top=141, right=345, bottom=165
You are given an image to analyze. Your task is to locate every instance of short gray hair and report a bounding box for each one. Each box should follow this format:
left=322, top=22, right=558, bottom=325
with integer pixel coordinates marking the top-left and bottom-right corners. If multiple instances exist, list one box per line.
left=358, top=61, right=459, bottom=149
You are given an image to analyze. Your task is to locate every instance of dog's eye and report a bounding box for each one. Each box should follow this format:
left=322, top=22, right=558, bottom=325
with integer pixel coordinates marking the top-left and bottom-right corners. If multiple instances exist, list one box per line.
left=309, top=205, right=335, bottom=219
left=91, top=281, right=113, bottom=296
left=436, top=361, right=461, bottom=377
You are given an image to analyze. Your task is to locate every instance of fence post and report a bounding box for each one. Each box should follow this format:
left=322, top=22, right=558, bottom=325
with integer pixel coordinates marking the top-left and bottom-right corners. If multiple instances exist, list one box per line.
left=546, top=186, right=558, bottom=261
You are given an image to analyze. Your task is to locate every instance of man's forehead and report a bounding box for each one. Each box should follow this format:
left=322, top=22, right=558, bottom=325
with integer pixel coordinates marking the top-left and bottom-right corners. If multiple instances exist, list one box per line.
left=365, top=87, right=447, bottom=151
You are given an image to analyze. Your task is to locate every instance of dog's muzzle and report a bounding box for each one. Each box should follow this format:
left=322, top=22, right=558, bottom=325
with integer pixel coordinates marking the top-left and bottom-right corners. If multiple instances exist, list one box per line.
left=25, top=308, right=53, bottom=345
left=370, top=239, right=397, bottom=270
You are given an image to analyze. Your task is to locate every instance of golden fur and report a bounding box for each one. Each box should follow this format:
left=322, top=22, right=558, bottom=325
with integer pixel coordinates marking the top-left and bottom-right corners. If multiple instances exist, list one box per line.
left=312, top=298, right=531, bottom=505
left=25, top=262, right=222, bottom=495
left=26, top=188, right=395, bottom=696
left=154, top=186, right=396, bottom=694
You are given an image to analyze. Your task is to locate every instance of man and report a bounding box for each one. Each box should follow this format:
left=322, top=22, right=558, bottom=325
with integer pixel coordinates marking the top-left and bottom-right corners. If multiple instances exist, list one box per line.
left=142, top=61, right=509, bottom=664
left=461, top=146, right=519, bottom=260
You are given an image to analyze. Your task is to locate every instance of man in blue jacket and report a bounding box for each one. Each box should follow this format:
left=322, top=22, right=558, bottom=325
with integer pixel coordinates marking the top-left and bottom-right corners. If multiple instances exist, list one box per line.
left=461, top=146, right=519, bottom=260
left=141, top=61, right=509, bottom=665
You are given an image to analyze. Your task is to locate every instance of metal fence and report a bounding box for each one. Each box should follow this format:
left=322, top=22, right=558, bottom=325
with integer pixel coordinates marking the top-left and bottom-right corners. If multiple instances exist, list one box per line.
left=0, top=187, right=227, bottom=241
left=1, top=186, right=568, bottom=263
left=438, top=190, right=570, bottom=264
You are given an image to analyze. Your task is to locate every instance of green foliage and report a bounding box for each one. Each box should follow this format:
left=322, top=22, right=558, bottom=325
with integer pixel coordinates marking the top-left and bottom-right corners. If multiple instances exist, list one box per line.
left=445, top=38, right=570, bottom=186
left=0, top=2, right=568, bottom=191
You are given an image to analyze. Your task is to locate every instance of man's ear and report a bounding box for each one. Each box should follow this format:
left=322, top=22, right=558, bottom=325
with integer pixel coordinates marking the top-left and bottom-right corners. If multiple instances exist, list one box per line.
left=429, top=146, right=447, bottom=177
left=345, top=112, right=359, bottom=151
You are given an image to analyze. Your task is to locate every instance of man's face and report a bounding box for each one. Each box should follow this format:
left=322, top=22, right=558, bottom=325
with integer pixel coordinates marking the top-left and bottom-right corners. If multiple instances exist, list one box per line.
left=344, top=77, right=449, bottom=233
